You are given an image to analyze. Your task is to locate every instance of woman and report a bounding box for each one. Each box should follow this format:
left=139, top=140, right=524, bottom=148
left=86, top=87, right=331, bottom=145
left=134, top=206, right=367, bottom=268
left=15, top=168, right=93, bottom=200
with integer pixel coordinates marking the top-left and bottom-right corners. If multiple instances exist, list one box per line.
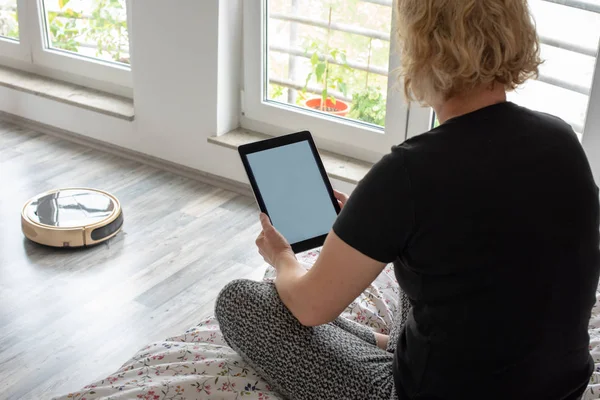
left=216, top=1, right=600, bottom=399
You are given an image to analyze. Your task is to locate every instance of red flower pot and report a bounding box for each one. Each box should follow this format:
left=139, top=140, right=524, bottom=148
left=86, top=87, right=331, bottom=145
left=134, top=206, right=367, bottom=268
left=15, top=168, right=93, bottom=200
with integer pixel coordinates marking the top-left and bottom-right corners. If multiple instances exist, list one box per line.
left=304, top=97, right=349, bottom=117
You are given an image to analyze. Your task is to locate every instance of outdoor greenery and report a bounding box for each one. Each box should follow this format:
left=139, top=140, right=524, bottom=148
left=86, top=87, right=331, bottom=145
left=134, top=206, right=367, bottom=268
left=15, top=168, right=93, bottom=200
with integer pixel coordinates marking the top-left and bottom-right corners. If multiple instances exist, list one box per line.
left=4, top=0, right=129, bottom=64
left=1, top=0, right=18, bottom=40
left=348, top=86, right=386, bottom=126
left=48, top=0, right=129, bottom=64
left=267, top=0, right=391, bottom=126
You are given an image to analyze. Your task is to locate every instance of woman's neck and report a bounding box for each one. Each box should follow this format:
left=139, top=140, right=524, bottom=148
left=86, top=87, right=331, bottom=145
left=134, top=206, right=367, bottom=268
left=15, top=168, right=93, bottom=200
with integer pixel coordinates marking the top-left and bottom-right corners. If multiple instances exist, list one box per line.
left=433, top=83, right=507, bottom=124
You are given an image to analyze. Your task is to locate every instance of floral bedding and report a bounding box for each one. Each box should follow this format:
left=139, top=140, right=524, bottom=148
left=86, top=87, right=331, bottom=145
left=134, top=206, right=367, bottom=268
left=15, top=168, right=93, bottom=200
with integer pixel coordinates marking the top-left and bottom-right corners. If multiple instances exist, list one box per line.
left=54, top=249, right=600, bottom=400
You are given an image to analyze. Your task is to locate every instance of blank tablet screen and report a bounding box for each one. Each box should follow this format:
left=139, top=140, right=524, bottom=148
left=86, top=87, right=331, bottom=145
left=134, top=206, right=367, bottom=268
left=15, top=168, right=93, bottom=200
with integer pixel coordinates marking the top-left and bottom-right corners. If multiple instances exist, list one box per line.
left=246, top=141, right=338, bottom=244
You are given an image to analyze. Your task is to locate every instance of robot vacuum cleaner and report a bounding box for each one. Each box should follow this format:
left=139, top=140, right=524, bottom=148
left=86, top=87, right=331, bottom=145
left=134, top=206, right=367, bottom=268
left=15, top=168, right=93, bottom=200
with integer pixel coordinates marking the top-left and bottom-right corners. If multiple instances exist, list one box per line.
left=21, top=188, right=123, bottom=248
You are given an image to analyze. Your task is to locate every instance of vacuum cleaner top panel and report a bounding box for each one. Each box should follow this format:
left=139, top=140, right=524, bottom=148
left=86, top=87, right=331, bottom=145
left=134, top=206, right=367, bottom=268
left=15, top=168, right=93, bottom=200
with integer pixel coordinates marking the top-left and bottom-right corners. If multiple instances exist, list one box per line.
left=26, top=188, right=117, bottom=228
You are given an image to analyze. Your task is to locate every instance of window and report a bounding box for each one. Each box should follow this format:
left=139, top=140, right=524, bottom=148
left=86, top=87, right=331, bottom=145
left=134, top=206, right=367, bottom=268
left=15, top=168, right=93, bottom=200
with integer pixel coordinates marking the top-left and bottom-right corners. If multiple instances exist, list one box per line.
left=243, top=0, right=600, bottom=160
left=266, top=1, right=392, bottom=129
left=509, top=0, right=600, bottom=138
left=243, top=0, right=432, bottom=159
left=0, top=0, right=131, bottom=95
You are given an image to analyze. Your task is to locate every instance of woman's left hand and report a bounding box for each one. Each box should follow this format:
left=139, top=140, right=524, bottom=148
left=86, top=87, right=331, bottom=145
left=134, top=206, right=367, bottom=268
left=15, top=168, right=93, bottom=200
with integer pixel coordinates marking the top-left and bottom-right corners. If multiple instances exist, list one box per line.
left=256, top=213, right=295, bottom=268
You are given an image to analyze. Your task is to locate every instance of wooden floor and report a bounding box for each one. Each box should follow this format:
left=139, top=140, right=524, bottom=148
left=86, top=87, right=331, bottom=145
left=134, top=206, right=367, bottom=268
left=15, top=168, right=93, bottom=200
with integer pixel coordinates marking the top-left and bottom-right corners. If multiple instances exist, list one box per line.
left=0, top=121, right=266, bottom=400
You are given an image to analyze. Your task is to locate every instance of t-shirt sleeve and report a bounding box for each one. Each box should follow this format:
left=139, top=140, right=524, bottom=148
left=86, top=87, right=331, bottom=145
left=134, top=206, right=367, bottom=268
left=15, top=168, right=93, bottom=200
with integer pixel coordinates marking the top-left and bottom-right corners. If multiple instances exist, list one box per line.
left=332, top=148, right=415, bottom=263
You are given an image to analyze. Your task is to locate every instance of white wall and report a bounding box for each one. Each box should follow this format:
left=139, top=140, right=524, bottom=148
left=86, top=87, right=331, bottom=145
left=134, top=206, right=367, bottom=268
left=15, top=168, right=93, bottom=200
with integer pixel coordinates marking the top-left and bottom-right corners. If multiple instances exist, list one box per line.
left=217, top=0, right=243, bottom=135
left=129, top=0, right=223, bottom=175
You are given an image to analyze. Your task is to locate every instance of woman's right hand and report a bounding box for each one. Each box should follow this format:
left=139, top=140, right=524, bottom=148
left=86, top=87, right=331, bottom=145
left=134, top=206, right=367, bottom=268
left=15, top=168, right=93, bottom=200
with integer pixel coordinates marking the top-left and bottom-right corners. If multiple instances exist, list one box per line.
left=333, top=190, right=349, bottom=209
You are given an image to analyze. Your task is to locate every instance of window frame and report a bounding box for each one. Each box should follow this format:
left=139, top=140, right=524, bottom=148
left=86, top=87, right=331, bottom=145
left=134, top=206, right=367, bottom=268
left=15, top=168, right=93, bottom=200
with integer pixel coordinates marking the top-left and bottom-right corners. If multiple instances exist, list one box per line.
left=0, top=0, right=132, bottom=96
left=241, top=0, right=432, bottom=160
left=584, top=40, right=600, bottom=140
left=0, top=0, right=31, bottom=62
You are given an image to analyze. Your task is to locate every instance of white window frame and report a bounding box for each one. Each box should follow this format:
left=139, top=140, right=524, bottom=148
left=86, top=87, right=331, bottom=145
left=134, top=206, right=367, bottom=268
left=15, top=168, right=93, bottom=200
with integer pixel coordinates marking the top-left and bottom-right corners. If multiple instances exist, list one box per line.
left=584, top=40, right=600, bottom=140
left=0, top=0, right=132, bottom=97
left=241, top=0, right=432, bottom=161
left=0, top=0, right=31, bottom=62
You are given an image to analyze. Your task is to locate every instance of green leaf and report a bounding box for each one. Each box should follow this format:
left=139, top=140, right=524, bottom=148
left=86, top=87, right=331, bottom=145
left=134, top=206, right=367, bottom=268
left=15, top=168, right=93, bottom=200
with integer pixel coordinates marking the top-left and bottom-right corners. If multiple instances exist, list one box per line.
left=58, top=0, right=70, bottom=9
left=330, top=49, right=338, bottom=60
left=64, top=9, right=81, bottom=18
left=304, top=72, right=313, bottom=89
left=321, top=88, right=328, bottom=103
left=315, top=63, right=326, bottom=83
left=340, top=52, right=348, bottom=65
left=329, top=96, right=337, bottom=105
left=310, top=52, right=319, bottom=66
left=338, top=82, right=348, bottom=96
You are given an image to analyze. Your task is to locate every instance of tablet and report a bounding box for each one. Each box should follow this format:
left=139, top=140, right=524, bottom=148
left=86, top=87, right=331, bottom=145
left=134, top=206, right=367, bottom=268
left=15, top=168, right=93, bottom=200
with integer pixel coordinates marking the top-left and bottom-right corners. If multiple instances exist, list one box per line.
left=238, top=131, right=341, bottom=253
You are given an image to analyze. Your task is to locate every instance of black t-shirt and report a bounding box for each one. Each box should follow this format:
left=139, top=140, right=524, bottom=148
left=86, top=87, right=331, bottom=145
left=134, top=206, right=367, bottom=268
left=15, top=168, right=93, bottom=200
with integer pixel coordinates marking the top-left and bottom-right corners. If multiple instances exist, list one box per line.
left=333, top=102, right=600, bottom=399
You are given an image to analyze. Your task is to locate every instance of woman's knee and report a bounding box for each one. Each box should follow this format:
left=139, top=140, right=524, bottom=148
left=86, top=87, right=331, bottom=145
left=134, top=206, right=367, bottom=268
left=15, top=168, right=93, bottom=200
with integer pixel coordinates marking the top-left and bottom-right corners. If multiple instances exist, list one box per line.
left=215, top=279, right=268, bottom=325
left=216, top=279, right=248, bottom=317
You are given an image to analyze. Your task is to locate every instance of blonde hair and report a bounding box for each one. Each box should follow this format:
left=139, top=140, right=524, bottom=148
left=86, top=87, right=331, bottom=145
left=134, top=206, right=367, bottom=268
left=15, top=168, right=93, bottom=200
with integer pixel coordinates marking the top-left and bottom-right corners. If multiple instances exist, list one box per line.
left=396, top=0, right=542, bottom=104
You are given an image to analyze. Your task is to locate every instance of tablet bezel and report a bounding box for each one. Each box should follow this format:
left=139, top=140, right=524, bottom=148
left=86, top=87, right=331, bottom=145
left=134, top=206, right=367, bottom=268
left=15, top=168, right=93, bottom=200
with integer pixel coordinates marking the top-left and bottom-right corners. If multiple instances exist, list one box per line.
left=238, top=131, right=341, bottom=253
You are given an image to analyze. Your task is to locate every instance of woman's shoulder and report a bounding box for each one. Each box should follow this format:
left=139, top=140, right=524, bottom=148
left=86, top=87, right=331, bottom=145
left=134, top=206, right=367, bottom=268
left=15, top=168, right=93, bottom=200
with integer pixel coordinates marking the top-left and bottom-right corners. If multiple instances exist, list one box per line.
left=398, top=102, right=579, bottom=151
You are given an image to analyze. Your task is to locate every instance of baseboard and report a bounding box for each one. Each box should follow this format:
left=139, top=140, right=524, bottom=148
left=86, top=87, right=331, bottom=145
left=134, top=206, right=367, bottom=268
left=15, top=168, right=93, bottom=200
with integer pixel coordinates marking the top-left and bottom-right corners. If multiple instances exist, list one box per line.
left=0, top=111, right=253, bottom=197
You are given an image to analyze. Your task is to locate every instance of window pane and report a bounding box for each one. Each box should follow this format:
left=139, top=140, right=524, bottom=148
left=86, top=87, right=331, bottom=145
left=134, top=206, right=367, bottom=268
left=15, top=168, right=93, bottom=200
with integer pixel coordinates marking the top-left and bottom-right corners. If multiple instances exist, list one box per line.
left=266, top=0, right=392, bottom=128
left=41, top=0, right=129, bottom=65
left=0, top=0, right=18, bottom=40
left=508, top=0, right=600, bottom=136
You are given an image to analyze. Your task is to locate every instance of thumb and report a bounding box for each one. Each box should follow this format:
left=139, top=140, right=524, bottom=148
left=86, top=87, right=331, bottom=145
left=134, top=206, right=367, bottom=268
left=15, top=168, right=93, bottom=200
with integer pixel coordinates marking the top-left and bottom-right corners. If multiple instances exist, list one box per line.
left=259, top=213, right=273, bottom=230
left=333, top=190, right=348, bottom=202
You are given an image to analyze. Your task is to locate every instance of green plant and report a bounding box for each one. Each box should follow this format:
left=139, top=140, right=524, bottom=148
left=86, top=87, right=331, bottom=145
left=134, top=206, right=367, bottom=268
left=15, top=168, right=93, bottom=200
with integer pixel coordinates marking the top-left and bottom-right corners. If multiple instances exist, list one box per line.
left=48, top=0, right=129, bottom=64
left=47, top=7, right=81, bottom=52
left=349, top=86, right=386, bottom=126
left=6, top=9, right=19, bottom=39
left=269, top=83, right=285, bottom=100
left=302, top=6, right=350, bottom=111
left=348, top=37, right=386, bottom=126
left=85, top=0, right=129, bottom=63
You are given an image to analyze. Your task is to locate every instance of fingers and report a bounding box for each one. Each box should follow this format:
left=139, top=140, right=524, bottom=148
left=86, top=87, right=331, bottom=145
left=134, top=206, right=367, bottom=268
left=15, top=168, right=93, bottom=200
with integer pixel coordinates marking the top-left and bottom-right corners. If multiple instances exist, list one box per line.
left=256, top=232, right=266, bottom=261
left=333, top=189, right=348, bottom=203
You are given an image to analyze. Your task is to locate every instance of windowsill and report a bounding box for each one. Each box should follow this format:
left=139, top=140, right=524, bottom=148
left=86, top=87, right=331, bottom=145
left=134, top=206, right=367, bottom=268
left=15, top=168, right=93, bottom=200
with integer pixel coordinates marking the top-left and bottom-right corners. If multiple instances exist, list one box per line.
left=208, top=128, right=373, bottom=185
left=0, top=65, right=134, bottom=121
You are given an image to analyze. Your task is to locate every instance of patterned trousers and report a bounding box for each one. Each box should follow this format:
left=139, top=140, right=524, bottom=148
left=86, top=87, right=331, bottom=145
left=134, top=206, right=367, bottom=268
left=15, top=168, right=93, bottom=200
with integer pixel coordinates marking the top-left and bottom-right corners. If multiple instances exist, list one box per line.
left=215, top=279, right=399, bottom=400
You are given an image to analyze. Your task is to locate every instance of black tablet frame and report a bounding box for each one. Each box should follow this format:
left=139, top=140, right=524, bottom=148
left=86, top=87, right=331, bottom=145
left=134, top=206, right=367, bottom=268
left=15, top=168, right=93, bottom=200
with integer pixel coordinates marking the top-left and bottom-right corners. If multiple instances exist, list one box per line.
left=238, top=131, right=341, bottom=253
